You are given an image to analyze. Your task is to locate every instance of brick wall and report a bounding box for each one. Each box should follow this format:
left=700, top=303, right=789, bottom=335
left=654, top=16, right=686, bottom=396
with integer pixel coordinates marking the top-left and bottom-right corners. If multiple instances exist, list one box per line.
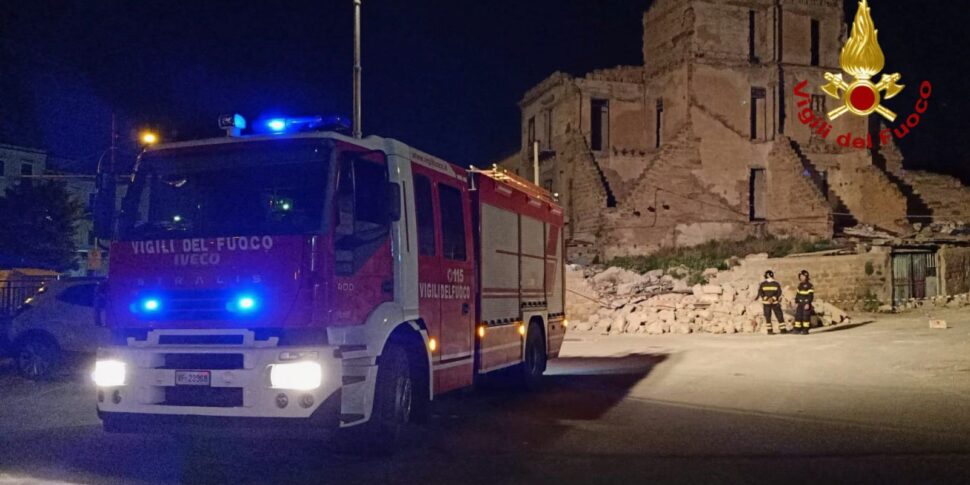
left=599, top=125, right=753, bottom=258
left=828, top=161, right=909, bottom=232
left=642, top=0, right=693, bottom=76
left=561, top=133, right=609, bottom=243
left=941, top=246, right=970, bottom=295
left=764, top=137, right=834, bottom=238
left=879, top=133, right=970, bottom=223
left=712, top=249, right=893, bottom=304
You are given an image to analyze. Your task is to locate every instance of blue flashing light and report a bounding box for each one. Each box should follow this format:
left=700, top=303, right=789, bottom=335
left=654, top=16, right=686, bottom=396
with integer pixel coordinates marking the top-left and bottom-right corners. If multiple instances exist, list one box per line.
left=255, top=115, right=351, bottom=135
left=142, top=298, right=161, bottom=312
left=238, top=296, right=256, bottom=311
left=267, top=118, right=287, bottom=132
left=231, top=114, right=247, bottom=130
left=228, top=294, right=260, bottom=314
left=218, top=113, right=247, bottom=130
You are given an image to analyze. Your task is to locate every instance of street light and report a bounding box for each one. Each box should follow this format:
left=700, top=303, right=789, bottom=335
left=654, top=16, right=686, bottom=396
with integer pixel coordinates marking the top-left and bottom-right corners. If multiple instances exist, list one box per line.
left=140, top=131, right=158, bottom=146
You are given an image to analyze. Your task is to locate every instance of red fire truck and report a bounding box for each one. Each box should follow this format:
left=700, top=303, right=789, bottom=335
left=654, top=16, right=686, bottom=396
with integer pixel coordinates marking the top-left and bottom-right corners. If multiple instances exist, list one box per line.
left=92, top=116, right=566, bottom=447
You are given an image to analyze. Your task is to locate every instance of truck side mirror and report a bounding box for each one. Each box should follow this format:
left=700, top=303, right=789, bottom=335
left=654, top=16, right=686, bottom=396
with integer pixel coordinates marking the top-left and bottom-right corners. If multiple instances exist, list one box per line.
left=386, top=182, right=401, bottom=222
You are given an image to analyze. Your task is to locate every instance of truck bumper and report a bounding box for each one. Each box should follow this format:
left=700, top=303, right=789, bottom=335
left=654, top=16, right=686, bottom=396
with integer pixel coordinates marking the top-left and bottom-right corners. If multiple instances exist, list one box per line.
left=98, top=395, right=339, bottom=439
left=95, top=333, right=348, bottom=434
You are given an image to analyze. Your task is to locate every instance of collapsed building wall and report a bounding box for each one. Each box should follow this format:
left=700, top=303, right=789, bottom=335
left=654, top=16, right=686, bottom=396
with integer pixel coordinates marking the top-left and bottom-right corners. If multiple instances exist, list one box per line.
left=499, top=0, right=970, bottom=262
left=877, top=137, right=970, bottom=223
left=600, top=125, right=753, bottom=258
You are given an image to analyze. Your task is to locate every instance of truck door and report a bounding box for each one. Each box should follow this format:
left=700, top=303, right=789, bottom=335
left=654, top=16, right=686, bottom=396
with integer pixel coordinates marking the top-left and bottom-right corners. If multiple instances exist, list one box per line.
left=332, top=151, right=394, bottom=325
left=412, top=170, right=441, bottom=356
left=412, top=164, right=475, bottom=393
left=436, top=180, right=474, bottom=370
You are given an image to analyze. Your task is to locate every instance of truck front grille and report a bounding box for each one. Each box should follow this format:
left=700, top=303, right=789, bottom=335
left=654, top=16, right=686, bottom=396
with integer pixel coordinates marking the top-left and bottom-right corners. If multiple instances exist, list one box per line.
left=160, top=353, right=245, bottom=370
left=163, top=387, right=243, bottom=407
left=144, top=289, right=234, bottom=321
left=158, top=334, right=245, bottom=345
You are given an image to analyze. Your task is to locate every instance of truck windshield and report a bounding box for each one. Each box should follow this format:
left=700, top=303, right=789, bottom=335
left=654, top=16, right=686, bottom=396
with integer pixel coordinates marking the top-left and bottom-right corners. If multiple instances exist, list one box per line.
left=119, top=139, right=332, bottom=240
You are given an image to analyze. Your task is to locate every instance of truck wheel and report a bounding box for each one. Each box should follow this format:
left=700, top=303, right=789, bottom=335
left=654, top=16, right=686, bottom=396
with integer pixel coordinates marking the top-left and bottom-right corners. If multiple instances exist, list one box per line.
left=519, top=323, right=547, bottom=390
left=359, top=344, right=415, bottom=454
left=15, top=334, right=61, bottom=381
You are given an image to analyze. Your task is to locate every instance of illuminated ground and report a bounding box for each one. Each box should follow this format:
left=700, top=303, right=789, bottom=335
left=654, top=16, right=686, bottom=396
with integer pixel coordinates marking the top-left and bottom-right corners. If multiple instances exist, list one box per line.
left=1, top=310, right=969, bottom=484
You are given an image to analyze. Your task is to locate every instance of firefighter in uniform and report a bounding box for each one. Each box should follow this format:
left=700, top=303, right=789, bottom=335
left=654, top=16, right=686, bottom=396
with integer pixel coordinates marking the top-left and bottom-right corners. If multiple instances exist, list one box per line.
left=757, top=270, right=785, bottom=334
left=794, top=270, right=815, bottom=335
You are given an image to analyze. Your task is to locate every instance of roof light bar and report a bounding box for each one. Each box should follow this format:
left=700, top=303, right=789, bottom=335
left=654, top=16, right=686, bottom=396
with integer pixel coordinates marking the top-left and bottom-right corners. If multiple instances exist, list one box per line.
left=218, top=113, right=247, bottom=137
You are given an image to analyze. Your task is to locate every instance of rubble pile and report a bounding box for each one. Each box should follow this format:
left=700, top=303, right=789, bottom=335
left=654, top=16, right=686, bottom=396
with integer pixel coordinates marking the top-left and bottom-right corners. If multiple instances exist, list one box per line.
left=568, top=265, right=850, bottom=335
left=917, top=221, right=970, bottom=236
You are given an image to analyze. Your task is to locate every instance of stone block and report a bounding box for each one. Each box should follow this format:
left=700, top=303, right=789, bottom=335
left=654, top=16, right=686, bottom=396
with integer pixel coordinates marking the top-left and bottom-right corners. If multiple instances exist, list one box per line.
left=699, top=294, right=720, bottom=304
left=702, top=285, right=723, bottom=295
left=672, top=279, right=691, bottom=293
left=616, top=282, right=638, bottom=296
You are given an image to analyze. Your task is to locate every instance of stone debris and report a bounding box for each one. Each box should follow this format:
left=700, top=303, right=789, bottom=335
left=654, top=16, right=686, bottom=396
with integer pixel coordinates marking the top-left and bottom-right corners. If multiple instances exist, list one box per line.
left=913, top=221, right=970, bottom=237
left=568, top=265, right=852, bottom=335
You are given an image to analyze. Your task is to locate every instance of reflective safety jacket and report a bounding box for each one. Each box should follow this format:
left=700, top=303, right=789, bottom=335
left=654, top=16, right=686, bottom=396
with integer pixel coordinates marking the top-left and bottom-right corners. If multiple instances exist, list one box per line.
left=758, top=280, right=782, bottom=304
left=795, top=281, right=815, bottom=305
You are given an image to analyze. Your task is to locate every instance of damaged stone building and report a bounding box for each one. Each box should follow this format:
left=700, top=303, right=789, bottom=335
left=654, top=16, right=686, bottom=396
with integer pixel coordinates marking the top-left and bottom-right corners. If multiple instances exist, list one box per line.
left=499, top=0, right=970, bottom=262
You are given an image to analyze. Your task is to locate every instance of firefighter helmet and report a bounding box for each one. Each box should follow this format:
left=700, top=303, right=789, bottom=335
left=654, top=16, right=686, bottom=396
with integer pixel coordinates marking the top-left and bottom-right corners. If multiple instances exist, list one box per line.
left=764, top=270, right=774, bottom=279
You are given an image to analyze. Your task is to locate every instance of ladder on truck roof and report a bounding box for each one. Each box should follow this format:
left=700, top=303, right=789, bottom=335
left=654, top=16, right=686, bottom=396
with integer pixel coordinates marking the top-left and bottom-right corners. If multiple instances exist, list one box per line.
left=470, top=165, right=558, bottom=205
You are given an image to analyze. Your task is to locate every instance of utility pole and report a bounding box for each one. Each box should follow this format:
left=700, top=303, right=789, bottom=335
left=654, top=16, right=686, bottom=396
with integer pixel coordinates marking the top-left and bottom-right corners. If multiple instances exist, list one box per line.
left=91, top=114, right=117, bottom=271
left=352, top=0, right=362, bottom=139
left=533, top=140, right=540, bottom=185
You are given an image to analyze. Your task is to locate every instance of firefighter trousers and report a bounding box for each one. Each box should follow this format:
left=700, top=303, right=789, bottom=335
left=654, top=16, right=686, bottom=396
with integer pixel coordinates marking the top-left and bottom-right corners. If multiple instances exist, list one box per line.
left=794, top=303, right=813, bottom=329
left=762, top=303, right=784, bottom=324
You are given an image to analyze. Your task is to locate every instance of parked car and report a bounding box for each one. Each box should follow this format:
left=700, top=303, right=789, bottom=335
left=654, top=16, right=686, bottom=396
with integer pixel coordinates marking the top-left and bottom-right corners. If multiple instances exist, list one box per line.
left=2, top=278, right=108, bottom=380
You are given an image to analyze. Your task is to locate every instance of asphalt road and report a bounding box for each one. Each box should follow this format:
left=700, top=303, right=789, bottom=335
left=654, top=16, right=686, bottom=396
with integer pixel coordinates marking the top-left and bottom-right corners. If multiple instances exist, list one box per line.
left=2, top=310, right=970, bottom=484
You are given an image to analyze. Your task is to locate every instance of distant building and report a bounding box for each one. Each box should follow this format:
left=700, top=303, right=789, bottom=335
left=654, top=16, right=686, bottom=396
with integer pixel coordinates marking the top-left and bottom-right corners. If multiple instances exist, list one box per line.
left=0, top=143, right=47, bottom=193
left=500, top=0, right=970, bottom=262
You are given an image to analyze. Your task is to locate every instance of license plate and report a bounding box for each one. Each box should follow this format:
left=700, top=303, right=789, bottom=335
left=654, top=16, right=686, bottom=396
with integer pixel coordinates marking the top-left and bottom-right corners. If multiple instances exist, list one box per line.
left=175, top=370, right=211, bottom=386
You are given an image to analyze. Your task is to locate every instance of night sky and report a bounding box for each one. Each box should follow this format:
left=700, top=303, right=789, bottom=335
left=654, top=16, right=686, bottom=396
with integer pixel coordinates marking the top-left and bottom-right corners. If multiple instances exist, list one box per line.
left=0, top=1, right=967, bottom=180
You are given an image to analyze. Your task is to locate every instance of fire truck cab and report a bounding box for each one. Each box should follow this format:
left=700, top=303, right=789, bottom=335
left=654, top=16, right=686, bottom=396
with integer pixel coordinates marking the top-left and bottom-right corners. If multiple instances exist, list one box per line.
left=93, top=120, right=566, bottom=446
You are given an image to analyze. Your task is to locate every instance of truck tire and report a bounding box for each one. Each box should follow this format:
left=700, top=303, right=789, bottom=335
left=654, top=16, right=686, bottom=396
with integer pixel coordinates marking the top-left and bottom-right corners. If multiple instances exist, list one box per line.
left=15, top=334, right=61, bottom=381
left=356, top=344, right=416, bottom=454
left=518, top=323, right=547, bottom=390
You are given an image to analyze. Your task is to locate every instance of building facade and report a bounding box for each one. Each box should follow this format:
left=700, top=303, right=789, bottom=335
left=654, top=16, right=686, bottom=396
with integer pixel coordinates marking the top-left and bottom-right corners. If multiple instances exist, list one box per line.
left=500, top=0, right=970, bottom=261
left=0, top=143, right=47, bottom=193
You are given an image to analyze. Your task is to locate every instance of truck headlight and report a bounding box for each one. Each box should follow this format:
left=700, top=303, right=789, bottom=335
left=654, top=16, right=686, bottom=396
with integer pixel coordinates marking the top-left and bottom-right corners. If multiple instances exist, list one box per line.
left=270, top=361, right=322, bottom=390
left=92, top=359, right=127, bottom=387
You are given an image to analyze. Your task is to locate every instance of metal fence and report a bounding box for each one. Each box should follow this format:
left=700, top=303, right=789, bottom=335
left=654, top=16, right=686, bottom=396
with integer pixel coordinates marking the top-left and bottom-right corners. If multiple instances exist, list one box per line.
left=0, top=277, right=49, bottom=318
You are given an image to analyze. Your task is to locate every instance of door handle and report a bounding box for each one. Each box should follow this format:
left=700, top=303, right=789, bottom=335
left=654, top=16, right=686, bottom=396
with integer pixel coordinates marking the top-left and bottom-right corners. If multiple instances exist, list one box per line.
left=462, top=302, right=470, bottom=315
